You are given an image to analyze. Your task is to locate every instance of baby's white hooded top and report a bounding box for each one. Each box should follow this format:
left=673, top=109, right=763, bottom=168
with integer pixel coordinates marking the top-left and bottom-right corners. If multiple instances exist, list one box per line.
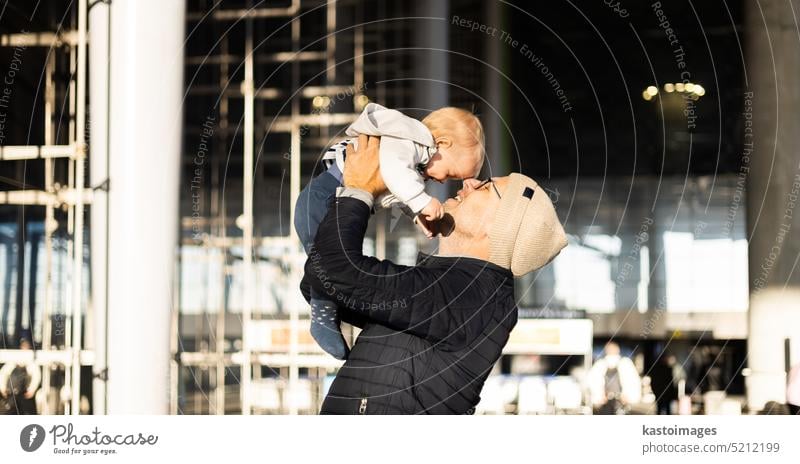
left=332, top=103, right=436, bottom=214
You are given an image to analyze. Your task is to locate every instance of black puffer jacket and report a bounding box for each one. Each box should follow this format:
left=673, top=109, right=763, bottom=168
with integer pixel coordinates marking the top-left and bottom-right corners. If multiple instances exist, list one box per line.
left=302, top=196, right=518, bottom=414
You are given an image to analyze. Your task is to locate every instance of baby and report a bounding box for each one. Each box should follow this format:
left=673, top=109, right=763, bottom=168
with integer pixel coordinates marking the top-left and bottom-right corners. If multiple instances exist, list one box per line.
left=294, top=103, right=484, bottom=359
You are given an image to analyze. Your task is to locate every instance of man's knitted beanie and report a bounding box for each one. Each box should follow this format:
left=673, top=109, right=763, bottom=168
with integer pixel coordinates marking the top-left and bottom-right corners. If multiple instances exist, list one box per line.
left=488, top=173, right=568, bottom=276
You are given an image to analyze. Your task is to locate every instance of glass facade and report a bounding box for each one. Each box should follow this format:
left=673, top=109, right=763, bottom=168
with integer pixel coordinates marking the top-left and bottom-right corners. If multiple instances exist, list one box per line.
left=516, top=174, right=748, bottom=314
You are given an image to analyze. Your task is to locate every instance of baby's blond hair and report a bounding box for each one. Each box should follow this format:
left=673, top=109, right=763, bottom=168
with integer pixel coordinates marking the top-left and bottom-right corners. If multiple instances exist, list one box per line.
left=422, top=107, right=485, bottom=177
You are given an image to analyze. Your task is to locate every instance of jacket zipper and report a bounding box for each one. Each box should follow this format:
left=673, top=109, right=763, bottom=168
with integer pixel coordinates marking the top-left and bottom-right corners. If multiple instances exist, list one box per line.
left=358, top=397, right=368, bottom=414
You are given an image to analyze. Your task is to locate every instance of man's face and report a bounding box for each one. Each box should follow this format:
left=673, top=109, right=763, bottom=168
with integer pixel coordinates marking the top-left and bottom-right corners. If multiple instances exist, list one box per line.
left=436, top=176, right=509, bottom=254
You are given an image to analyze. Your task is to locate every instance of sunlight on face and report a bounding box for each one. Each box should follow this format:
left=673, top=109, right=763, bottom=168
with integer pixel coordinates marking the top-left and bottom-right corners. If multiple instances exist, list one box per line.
left=442, top=177, right=508, bottom=239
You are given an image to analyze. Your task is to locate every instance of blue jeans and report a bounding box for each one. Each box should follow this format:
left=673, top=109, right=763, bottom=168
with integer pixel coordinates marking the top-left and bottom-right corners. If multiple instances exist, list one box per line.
left=295, top=165, right=345, bottom=348
left=294, top=165, right=342, bottom=254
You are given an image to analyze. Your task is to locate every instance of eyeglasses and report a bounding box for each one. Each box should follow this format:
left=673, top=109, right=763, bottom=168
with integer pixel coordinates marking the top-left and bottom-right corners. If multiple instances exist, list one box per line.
left=472, top=178, right=502, bottom=200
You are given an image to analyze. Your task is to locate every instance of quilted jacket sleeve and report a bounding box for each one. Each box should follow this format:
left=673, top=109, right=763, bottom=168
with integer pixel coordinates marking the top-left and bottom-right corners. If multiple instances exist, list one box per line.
left=303, top=196, right=455, bottom=343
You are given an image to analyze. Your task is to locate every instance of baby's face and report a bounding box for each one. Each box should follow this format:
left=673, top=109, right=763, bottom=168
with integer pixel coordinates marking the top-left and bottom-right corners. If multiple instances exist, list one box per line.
left=424, top=146, right=479, bottom=182
left=423, top=151, right=451, bottom=182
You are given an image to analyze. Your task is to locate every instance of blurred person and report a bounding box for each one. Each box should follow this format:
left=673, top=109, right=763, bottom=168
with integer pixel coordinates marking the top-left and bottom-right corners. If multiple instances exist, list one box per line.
left=686, top=349, right=705, bottom=394
left=703, top=346, right=724, bottom=391
left=690, top=346, right=725, bottom=395
left=649, top=354, right=685, bottom=415
left=588, top=342, right=641, bottom=414
left=787, top=363, right=800, bottom=415
left=295, top=104, right=485, bottom=360
left=300, top=135, right=567, bottom=414
left=0, top=338, right=41, bottom=415
left=759, top=401, right=790, bottom=415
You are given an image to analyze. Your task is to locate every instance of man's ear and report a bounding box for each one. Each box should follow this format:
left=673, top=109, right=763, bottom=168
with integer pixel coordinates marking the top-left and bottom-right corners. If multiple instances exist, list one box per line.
left=435, top=135, right=453, bottom=149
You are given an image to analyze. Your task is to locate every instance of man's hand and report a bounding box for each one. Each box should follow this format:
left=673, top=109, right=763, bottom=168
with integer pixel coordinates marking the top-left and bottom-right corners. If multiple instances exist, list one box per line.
left=343, top=134, right=387, bottom=197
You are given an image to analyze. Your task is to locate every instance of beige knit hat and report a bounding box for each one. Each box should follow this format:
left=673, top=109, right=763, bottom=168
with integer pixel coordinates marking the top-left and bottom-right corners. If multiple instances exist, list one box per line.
left=488, top=173, right=568, bottom=276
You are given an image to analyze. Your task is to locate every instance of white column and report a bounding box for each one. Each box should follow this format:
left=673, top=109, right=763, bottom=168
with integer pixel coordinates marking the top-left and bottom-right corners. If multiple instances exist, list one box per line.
left=745, top=0, right=800, bottom=412
left=89, top=0, right=110, bottom=415
left=106, top=0, right=185, bottom=414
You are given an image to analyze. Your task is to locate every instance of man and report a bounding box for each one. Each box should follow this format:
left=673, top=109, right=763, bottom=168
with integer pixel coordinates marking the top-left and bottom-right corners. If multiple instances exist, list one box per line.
left=787, top=363, right=800, bottom=415
left=587, top=342, right=641, bottom=414
left=302, top=135, right=567, bottom=414
left=649, top=354, right=686, bottom=415
left=0, top=338, right=41, bottom=415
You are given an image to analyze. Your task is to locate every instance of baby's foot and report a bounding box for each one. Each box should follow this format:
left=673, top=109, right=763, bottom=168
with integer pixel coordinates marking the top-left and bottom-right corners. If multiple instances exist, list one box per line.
left=310, top=298, right=350, bottom=360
